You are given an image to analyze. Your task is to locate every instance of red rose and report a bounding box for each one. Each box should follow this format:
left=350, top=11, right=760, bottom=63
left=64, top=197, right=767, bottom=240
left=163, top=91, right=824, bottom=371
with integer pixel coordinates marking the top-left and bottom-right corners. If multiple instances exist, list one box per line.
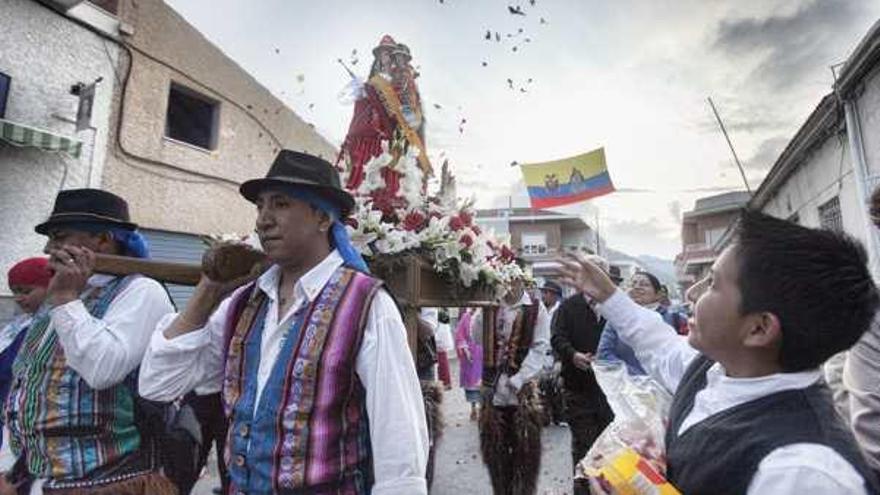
left=370, top=190, right=397, bottom=218
left=459, top=211, right=473, bottom=226
left=501, top=245, right=516, bottom=261
left=450, top=216, right=465, bottom=231
left=403, top=211, right=427, bottom=231
left=460, top=233, right=474, bottom=247
left=471, top=225, right=482, bottom=236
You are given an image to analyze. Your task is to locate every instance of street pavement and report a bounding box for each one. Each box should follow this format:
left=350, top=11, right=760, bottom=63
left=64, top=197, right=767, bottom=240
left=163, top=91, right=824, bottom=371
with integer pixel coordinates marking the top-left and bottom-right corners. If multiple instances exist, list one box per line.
left=432, top=355, right=574, bottom=495
left=193, top=354, right=575, bottom=494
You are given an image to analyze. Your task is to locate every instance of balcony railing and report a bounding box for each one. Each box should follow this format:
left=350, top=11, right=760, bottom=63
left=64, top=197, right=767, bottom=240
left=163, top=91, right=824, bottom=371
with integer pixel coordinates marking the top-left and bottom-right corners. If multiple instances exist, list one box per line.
left=684, top=243, right=709, bottom=253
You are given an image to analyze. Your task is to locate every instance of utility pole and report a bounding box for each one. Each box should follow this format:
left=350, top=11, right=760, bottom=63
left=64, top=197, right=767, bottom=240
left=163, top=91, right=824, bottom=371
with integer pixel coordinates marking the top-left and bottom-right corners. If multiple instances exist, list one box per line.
left=707, top=97, right=752, bottom=194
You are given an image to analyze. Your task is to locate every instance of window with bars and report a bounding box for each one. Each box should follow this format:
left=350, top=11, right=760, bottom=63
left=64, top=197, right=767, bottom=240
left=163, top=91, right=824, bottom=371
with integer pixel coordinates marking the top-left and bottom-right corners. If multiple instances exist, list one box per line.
left=521, top=232, right=548, bottom=255
left=818, top=197, right=842, bottom=232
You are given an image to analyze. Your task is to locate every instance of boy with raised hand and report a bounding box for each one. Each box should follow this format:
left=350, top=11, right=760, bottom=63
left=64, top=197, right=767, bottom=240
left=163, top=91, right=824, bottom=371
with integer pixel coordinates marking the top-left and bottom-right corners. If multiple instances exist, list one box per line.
left=559, top=210, right=879, bottom=495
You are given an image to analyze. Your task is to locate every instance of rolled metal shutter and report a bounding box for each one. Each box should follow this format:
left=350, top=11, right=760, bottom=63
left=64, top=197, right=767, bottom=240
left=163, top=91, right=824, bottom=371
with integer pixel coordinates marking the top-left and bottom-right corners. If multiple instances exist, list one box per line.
left=141, top=229, right=207, bottom=310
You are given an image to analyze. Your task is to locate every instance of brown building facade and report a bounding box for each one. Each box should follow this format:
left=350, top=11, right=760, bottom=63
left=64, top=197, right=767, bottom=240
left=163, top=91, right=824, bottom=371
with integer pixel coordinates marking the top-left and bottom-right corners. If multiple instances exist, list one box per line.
left=674, top=191, right=750, bottom=293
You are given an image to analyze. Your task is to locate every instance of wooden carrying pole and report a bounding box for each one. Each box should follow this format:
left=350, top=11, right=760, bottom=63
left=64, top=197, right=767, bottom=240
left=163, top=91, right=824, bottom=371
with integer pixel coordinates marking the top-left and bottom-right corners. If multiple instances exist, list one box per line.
left=93, top=253, right=202, bottom=286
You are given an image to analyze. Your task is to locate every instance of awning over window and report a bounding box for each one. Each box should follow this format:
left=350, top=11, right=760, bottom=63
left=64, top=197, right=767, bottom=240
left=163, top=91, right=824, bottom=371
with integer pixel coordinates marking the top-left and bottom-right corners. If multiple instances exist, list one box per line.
left=0, top=118, right=83, bottom=159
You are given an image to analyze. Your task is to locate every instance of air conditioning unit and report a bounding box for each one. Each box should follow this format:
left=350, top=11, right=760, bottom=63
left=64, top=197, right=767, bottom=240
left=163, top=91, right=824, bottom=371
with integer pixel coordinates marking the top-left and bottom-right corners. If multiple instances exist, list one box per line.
left=39, top=0, right=86, bottom=12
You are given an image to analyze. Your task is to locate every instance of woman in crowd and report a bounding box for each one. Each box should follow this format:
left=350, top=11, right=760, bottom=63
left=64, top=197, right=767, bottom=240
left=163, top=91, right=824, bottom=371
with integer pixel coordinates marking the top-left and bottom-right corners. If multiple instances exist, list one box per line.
left=455, top=308, right=483, bottom=420
left=436, top=309, right=454, bottom=390
left=0, top=257, right=51, bottom=463
left=596, top=271, right=686, bottom=374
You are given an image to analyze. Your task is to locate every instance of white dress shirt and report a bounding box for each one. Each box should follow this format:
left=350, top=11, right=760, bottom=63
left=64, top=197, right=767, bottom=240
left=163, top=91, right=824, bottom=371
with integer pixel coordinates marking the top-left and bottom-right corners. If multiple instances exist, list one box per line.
left=547, top=301, right=560, bottom=319
left=50, top=274, right=174, bottom=390
left=139, top=250, right=429, bottom=495
left=599, top=289, right=868, bottom=495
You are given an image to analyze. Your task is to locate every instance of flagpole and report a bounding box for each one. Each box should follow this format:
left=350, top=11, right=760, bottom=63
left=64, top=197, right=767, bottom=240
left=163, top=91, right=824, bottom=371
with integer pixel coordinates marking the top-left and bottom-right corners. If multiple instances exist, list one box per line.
left=707, top=97, right=751, bottom=194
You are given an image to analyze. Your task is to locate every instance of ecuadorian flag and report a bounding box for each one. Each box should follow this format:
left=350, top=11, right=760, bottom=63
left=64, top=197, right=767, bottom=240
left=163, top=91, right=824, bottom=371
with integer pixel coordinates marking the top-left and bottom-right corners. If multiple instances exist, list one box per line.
left=520, top=147, right=615, bottom=209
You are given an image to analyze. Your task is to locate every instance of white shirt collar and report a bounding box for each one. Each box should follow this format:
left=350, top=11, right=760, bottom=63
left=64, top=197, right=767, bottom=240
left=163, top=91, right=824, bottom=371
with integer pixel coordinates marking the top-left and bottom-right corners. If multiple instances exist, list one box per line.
left=257, top=250, right=343, bottom=304
left=88, top=274, right=116, bottom=287
left=679, top=362, right=823, bottom=435
left=707, top=362, right=822, bottom=394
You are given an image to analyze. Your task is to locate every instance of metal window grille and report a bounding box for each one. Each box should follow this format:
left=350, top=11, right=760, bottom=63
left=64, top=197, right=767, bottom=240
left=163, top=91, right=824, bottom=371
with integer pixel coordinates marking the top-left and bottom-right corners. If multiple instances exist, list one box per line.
left=521, top=233, right=547, bottom=255
left=818, top=197, right=842, bottom=232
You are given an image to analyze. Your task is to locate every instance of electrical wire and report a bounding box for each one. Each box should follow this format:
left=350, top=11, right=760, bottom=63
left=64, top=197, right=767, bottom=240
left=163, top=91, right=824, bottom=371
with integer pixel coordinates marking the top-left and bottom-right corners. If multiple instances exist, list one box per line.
left=34, top=1, right=282, bottom=190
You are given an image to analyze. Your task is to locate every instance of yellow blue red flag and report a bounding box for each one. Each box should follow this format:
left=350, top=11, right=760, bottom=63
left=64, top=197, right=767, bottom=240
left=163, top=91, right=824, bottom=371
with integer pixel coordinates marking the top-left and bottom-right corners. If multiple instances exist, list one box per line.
left=519, top=147, right=615, bottom=208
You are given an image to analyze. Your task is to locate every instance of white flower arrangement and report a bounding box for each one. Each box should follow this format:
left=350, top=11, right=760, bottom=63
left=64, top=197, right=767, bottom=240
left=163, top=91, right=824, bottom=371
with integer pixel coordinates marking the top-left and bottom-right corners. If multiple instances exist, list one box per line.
left=343, top=151, right=524, bottom=295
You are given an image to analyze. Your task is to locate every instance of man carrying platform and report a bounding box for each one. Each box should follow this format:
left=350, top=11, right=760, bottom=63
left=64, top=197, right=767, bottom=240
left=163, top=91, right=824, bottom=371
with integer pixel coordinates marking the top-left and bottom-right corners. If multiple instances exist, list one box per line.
left=3, top=189, right=176, bottom=494
left=139, top=150, right=428, bottom=494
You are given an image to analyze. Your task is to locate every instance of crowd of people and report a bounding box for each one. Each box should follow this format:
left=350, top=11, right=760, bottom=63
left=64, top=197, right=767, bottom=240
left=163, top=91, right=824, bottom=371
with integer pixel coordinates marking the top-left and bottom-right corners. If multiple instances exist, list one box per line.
left=3, top=148, right=880, bottom=495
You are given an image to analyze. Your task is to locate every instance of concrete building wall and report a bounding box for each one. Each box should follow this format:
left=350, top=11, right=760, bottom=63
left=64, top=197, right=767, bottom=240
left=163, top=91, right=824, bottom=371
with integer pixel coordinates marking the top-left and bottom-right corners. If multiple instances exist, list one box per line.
left=102, top=0, right=336, bottom=237
left=561, top=226, right=591, bottom=251
left=680, top=221, right=699, bottom=246
left=854, top=63, right=880, bottom=186
left=759, top=132, right=866, bottom=247
left=0, top=0, right=120, bottom=303
left=693, top=212, right=739, bottom=245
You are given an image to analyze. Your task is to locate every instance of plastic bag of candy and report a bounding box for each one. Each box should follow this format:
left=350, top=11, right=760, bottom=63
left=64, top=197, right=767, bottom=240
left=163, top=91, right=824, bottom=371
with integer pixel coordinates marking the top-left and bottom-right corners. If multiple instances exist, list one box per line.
left=575, top=361, right=678, bottom=494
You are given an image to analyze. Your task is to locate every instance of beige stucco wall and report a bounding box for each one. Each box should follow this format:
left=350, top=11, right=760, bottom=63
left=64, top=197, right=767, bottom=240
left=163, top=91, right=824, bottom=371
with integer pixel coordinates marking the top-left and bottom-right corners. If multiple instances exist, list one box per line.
left=102, top=0, right=336, bottom=236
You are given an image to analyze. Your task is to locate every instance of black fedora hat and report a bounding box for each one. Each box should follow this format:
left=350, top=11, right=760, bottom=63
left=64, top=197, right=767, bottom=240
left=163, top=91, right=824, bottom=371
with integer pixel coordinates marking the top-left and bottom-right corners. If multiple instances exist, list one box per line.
left=35, top=189, right=137, bottom=235
left=240, top=150, right=355, bottom=217
left=540, top=280, right=562, bottom=295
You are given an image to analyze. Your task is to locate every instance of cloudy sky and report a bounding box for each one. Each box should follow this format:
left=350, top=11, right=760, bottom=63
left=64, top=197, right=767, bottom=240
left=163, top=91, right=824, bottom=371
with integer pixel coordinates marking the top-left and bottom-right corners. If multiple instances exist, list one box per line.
left=166, top=0, right=880, bottom=258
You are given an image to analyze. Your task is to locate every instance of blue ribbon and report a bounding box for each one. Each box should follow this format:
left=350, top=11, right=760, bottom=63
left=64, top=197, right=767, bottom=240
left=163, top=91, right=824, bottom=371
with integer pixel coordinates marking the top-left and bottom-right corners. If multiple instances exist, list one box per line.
left=58, top=222, right=150, bottom=259
left=276, top=185, right=369, bottom=273
left=110, top=229, right=150, bottom=259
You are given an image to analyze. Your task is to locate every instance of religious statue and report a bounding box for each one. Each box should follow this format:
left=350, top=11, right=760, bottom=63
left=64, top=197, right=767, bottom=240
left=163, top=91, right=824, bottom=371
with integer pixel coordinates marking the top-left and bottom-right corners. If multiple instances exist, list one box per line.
left=339, top=35, right=432, bottom=197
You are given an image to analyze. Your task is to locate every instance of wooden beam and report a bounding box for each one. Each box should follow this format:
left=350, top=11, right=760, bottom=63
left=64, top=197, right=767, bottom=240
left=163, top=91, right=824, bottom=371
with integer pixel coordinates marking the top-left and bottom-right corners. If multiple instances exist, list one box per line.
left=94, top=253, right=202, bottom=285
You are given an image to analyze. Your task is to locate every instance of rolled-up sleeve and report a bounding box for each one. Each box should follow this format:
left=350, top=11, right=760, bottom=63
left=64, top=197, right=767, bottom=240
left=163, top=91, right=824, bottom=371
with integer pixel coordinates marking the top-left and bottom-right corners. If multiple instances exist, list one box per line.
left=138, top=287, right=242, bottom=402
left=357, top=289, right=428, bottom=495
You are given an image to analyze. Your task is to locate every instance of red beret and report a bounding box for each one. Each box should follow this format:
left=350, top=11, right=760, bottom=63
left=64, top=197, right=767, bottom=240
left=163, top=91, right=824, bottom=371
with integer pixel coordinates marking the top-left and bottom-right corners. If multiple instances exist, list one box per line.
left=8, top=257, right=51, bottom=288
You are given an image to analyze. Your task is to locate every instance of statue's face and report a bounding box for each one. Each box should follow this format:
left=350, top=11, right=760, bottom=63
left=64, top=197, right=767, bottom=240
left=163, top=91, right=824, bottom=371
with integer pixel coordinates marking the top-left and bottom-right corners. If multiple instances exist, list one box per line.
left=378, top=51, right=393, bottom=73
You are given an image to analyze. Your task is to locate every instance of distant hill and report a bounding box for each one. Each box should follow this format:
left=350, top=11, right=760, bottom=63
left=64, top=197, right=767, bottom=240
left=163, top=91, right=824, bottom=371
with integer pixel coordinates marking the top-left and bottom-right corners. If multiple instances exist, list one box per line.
left=604, top=247, right=677, bottom=291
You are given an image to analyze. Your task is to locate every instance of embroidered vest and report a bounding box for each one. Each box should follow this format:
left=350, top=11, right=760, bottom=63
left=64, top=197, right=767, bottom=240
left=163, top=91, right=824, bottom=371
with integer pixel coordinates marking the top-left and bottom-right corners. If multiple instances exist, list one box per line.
left=6, top=276, right=141, bottom=481
left=223, top=267, right=383, bottom=494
